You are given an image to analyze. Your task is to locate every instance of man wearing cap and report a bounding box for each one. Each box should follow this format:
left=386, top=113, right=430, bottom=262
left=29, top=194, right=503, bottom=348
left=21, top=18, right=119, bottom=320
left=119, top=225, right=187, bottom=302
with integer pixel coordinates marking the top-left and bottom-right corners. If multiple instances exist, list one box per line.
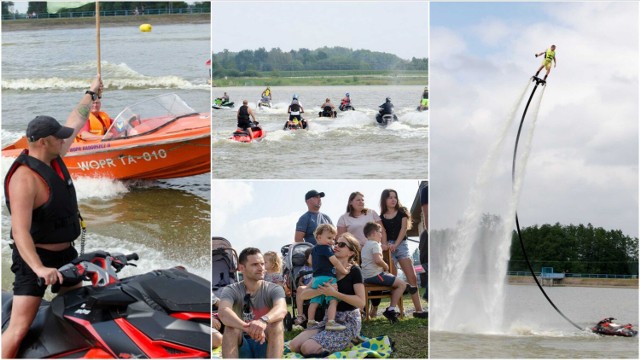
left=294, top=190, right=333, bottom=245
left=2, top=76, right=102, bottom=358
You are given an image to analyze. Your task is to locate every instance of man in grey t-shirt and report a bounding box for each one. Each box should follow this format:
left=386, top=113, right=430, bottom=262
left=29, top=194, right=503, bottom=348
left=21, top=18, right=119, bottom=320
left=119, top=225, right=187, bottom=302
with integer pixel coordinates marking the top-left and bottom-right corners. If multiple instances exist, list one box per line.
left=295, top=190, right=333, bottom=245
left=219, top=247, right=287, bottom=358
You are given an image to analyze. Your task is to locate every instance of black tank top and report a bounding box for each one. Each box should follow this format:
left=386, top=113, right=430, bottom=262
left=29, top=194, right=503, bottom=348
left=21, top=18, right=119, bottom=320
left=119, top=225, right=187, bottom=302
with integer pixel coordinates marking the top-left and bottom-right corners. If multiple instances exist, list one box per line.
left=238, top=105, right=250, bottom=121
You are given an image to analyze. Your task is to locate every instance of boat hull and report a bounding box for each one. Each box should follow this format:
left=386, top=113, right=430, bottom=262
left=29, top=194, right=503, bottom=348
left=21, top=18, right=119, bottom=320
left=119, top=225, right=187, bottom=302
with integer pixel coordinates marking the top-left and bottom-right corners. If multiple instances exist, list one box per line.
left=2, top=115, right=211, bottom=181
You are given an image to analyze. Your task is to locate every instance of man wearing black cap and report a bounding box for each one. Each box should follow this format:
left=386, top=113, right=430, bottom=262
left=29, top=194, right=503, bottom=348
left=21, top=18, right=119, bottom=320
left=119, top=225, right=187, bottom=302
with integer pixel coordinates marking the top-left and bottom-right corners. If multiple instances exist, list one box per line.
left=2, top=76, right=102, bottom=358
left=294, top=190, right=333, bottom=245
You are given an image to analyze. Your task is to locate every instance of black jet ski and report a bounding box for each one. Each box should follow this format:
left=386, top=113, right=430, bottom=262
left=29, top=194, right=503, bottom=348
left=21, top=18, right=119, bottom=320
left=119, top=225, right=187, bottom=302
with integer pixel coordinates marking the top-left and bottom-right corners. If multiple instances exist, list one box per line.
left=592, top=317, right=638, bottom=337
left=339, top=103, right=354, bottom=111
left=212, top=98, right=234, bottom=109
left=376, top=113, right=398, bottom=127
left=1, top=250, right=211, bottom=358
left=318, top=106, right=337, bottom=118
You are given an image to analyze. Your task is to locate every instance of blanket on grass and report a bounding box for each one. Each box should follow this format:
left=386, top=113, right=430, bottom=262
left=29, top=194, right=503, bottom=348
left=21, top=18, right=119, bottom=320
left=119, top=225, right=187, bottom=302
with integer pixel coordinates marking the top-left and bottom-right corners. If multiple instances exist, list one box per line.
left=284, top=335, right=393, bottom=358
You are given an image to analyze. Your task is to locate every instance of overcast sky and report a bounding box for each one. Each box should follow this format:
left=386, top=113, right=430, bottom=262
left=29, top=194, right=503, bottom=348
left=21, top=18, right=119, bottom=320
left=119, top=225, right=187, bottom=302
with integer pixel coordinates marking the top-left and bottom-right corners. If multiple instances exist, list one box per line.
left=430, top=2, right=639, bottom=237
left=212, top=180, right=424, bottom=256
left=212, top=0, right=428, bottom=60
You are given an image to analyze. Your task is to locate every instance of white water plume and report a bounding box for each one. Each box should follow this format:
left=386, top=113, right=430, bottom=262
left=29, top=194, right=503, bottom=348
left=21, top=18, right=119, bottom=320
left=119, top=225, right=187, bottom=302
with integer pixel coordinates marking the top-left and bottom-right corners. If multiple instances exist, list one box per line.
left=432, top=80, right=546, bottom=334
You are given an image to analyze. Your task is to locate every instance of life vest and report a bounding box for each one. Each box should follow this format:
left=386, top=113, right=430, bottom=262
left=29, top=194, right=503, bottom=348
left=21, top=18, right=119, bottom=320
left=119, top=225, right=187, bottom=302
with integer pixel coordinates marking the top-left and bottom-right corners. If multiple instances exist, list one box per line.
left=4, top=151, right=81, bottom=244
left=237, top=105, right=250, bottom=121
left=289, top=103, right=301, bottom=112
left=262, top=89, right=270, bottom=97
left=341, top=97, right=350, bottom=105
left=87, top=111, right=112, bottom=136
left=421, top=98, right=429, bottom=106
left=545, top=49, right=555, bottom=61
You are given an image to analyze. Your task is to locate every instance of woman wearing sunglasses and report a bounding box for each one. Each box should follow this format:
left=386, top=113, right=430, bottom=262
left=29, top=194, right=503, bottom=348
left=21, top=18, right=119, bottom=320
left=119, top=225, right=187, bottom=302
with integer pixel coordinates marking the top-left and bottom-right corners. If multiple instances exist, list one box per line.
left=289, top=233, right=366, bottom=357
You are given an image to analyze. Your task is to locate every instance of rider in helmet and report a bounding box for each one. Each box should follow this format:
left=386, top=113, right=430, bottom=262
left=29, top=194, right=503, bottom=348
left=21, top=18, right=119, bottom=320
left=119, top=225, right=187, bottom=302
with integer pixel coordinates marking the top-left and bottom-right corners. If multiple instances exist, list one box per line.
left=377, top=97, right=396, bottom=123
left=286, top=94, right=306, bottom=129
left=340, top=92, right=353, bottom=111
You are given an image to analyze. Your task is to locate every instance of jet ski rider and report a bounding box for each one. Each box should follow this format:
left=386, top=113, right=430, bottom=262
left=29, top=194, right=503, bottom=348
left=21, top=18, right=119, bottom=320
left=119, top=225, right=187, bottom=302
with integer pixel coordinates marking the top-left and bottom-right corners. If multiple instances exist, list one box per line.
left=237, top=99, right=258, bottom=138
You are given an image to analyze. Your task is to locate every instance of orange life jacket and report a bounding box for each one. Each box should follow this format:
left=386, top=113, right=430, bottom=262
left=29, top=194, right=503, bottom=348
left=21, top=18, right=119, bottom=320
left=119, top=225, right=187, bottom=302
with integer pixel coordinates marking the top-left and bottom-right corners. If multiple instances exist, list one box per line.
left=87, top=111, right=112, bottom=135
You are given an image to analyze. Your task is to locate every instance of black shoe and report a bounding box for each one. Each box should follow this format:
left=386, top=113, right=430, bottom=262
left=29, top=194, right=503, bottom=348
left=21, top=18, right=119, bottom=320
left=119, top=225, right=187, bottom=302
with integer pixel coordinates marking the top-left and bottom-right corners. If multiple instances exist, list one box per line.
left=382, top=308, right=399, bottom=323
left=405, top=285, right=418, bottom=295
left=413, top=311, right=428, bottom=319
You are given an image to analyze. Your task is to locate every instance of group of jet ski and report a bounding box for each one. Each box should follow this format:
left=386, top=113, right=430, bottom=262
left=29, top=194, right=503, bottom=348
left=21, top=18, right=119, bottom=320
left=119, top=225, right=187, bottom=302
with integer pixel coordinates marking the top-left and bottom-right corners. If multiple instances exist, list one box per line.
left=225, top=87, right=430, bottom=142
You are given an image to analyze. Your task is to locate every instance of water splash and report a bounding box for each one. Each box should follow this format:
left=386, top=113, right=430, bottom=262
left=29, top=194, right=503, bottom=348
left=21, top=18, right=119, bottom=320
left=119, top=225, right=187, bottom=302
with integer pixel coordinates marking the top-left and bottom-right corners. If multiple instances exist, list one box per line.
left=432, top=80, right=546, bottom=333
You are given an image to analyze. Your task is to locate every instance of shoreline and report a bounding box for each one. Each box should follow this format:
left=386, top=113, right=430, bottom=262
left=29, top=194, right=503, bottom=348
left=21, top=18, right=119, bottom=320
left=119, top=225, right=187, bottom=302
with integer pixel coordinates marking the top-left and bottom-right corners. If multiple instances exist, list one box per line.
left=508, top=275, right=638, bottom=289
left=1, top=13, right=210, bottom=31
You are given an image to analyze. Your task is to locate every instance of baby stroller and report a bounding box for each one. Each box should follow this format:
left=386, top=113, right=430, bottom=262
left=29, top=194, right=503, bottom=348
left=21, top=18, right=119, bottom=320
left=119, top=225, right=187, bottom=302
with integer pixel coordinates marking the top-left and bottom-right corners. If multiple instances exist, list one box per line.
left=281, top=242, right=324, bottom=331
left=211, top=237, right=239, bottom=303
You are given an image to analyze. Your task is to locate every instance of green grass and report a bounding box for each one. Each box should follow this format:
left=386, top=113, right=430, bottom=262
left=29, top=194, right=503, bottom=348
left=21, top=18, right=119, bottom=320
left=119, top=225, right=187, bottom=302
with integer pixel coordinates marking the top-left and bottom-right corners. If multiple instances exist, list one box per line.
left=284, top=294, right=428, bottom=358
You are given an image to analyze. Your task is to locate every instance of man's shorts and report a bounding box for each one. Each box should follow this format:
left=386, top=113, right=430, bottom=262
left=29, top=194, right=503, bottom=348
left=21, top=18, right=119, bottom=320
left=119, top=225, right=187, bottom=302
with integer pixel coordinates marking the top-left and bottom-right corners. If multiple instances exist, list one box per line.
left=310, top=275, right=337, bottom=304
left=542, top=59, right=552, bottom=70
left=11, top=245, right=78, bottom=297
left=239, top=333, right=267, bottom=358
left=364, top=272, right=396, bottom=287
left=388, top=240, right=411, bottom=265
left=237, top=119, right=251, bottom=130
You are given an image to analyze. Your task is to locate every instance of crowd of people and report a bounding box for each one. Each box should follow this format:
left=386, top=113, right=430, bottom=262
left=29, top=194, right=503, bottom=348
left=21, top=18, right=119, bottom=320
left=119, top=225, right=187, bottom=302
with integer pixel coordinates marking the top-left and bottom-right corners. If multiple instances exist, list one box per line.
left=213, top=186, right=428, bottom=358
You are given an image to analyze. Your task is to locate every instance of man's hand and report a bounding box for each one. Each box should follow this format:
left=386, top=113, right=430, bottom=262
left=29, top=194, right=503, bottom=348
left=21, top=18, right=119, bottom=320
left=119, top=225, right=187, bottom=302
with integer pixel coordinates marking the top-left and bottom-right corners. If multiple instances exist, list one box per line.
left=90, top=75, right=103, bottom=97
left=242, top=320, right=267, bottom=344
left=34, top=266, right=63, bottom=286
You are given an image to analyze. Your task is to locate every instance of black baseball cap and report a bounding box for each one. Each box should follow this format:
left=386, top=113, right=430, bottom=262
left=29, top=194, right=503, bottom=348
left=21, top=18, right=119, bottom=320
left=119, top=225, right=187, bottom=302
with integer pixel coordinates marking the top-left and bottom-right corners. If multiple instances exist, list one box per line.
left=26, top=116, right=74, bottom=142
left=305, top=190, right=325, bottom=200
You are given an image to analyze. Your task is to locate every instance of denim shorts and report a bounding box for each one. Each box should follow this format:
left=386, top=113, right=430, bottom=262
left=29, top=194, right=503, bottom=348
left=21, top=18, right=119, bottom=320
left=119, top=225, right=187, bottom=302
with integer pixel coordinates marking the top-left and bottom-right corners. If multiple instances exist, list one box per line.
left=388, top=240, right=411, bottom=265
left=238, top=334, right=267, bottom=358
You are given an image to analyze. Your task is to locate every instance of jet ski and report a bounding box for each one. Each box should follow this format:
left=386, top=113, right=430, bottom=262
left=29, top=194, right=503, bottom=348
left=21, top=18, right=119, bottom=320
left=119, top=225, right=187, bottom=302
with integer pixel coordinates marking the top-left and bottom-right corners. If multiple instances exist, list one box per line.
left=318, top=106, right=337, bottom=118
left=230, top=122, right=266, bottom=143
left=339, top=103, right=355, bottom=111
left=283, top=117, right=308, bottom=131
left=212, top=98, right=234, bottom=109
left=376, top=113, right=398, bottom=127
left=592, top=318, right=638, bottom=337
left=1, top=250, right=211, bottom=358
left=257, top=97, right=272, bottom=109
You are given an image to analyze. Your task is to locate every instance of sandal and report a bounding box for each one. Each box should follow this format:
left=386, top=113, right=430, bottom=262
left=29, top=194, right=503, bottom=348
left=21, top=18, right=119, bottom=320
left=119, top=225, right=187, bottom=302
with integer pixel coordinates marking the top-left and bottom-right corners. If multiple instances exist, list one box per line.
left=294, top=314, right=307, bottom=325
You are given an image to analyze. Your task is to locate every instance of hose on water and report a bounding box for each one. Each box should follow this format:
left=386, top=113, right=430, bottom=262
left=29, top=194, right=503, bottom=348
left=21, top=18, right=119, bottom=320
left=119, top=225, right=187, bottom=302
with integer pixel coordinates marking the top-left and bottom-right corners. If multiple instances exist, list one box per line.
left=512, top=80, right=584, bottom=331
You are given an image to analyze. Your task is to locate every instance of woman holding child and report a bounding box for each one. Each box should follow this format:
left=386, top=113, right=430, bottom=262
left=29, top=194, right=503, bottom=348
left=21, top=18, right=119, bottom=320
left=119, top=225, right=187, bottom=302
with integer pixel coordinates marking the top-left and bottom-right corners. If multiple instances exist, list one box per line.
left=289, top=232, right=365, bottom=356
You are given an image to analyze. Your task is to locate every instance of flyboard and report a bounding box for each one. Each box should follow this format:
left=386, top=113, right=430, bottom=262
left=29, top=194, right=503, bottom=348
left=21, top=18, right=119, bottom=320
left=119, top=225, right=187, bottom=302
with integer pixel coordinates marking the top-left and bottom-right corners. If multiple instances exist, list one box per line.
left=512, top=75, right=637, bottom=336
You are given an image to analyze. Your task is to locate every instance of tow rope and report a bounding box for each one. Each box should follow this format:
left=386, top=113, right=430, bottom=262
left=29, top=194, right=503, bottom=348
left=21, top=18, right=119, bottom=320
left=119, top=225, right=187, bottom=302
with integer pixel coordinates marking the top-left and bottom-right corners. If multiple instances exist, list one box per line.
left=512, top=77, right=583, bottom=331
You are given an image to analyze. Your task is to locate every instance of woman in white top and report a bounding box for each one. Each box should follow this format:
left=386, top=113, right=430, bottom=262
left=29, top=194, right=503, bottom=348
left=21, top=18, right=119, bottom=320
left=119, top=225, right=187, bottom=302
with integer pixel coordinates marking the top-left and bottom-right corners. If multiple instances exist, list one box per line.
left=336, top=191, right=385, bottom=247
left=336, top=191, right=386, bottom=318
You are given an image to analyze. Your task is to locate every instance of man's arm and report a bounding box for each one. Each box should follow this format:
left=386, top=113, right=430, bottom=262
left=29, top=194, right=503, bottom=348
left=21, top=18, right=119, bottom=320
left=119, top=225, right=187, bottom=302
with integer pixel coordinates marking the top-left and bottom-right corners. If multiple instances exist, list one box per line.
left=294, top=231, right=305, bottom=243
left=218, top=298, right=247, bottom=330
left=62, top=76, right=103, bottom=155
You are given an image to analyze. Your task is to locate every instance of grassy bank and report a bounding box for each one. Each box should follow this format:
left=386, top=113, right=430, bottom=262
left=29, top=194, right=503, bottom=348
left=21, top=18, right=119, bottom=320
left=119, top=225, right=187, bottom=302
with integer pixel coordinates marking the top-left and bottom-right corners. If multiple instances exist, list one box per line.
left=213, top=75, right=428, bottom=87
left=284, top=294, right=428, bottom=358
left=1, top=13, right=210, bottom=31
left=508, top=275, right=638, bottom=288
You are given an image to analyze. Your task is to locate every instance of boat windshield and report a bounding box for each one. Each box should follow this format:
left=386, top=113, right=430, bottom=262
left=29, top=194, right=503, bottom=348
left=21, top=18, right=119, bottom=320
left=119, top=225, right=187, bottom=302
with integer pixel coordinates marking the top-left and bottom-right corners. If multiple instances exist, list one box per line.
left=102, top=93, right=197, bottom=140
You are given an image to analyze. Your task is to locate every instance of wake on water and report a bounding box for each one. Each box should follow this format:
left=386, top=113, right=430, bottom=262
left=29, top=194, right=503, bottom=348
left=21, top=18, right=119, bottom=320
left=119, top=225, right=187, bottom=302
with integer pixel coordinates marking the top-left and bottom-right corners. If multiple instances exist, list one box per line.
left=432, top=79, right=547, bottom=334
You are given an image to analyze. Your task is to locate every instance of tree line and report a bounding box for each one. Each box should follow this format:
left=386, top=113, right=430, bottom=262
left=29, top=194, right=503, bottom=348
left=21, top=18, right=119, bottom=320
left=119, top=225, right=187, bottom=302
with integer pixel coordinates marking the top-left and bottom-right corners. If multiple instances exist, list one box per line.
left=7, top=2, right=209, bottom=15
left=212, top=46, right=428, bottom=77
left=509, top=222, right=638, bottom=275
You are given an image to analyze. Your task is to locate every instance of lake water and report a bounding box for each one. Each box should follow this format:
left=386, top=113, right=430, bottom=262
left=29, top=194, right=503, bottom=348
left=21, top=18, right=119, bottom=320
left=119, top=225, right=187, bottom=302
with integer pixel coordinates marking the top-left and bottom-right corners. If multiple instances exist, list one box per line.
left=430, top=285, right=639, bottom=358
left=212, top=85, right=428, bottom=179
left=1, top=23, right=212, bottom=291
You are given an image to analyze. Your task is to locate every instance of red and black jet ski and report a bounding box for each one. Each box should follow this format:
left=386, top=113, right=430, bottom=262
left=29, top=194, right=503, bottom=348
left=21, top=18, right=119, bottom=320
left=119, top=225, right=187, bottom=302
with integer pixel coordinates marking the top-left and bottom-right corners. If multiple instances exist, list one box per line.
left=1, top=250, right=211, bottom=358
left=230, top=123, right=266, bottom=143
left=592, top=317, right=638, bottom=337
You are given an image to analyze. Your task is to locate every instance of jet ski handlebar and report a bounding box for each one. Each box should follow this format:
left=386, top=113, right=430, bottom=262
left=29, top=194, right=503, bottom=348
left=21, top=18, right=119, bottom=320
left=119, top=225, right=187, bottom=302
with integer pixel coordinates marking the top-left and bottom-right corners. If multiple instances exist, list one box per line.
left=37, top=250, right=139, bottom=289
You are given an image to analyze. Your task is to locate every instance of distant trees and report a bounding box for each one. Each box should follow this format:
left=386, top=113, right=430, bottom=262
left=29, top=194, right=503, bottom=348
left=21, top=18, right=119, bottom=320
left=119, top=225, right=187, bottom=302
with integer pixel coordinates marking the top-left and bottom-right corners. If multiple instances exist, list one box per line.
left=509, top=222, right=638, bottom=275
left=212, top=46, right=428, bottom=77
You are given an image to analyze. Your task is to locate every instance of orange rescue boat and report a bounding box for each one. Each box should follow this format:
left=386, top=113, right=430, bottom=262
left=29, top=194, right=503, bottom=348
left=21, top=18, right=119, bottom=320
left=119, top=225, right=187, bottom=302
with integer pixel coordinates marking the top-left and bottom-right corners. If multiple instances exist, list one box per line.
left=2, top=94, right=211, bottom=180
